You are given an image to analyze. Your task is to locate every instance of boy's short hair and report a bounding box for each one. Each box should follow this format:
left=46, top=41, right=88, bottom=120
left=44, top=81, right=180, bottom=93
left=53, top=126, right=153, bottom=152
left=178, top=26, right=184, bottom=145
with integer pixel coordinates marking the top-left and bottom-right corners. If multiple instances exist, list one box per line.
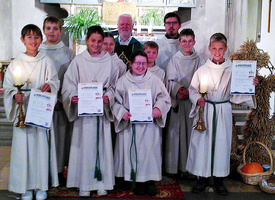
left=21, top=24, right=43, bottom=39
left=86, top=25, right=104, bottom=39
left=164, top=12, right=181, bottom=25
left=209, top=33, right=227, bottom=46
left=179, top=28, right=195, bottom=41
left=43, top=16, right=62, bottom=30
left=143, top=41, right=159, bottom=52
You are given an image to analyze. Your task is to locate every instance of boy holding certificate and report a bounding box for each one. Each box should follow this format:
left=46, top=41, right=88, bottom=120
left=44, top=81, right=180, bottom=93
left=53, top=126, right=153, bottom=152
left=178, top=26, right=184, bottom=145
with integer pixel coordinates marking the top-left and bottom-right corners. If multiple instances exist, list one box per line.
left=62, top=25, right=119, bottom=197
left=3, top=24, right=60, bottom=200
left=165, top=28, right=204, bottom=178
left=112, top=50, right=171, bottom=196
left=186, top=33, right=258, bottom=195
left=39, top=16, right=75, bottom=184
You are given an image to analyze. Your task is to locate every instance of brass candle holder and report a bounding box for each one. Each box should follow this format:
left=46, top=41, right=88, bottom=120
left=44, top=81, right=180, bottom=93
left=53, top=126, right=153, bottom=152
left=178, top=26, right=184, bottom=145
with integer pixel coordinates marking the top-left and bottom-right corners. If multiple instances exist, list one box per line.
left=194, top=92, right=207, bottom=131
left=14, top=84, right=26, bottom=128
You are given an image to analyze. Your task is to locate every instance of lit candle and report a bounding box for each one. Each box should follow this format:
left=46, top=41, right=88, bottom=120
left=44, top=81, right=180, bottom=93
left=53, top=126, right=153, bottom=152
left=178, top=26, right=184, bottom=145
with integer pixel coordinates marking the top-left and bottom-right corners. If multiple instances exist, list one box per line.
left=200, top=75, right=208, bottom=93
left=13, top=67, right=23, bottom=86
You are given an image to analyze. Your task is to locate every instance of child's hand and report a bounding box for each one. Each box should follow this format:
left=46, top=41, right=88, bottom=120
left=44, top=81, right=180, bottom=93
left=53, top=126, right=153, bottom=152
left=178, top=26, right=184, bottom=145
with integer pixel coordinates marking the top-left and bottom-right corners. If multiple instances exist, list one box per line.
left=197, top=98, right=206, bottom=107
left=123, top=112, right=131, bottom=121
left=72, top=96, right=79, bottom=104
left=14, top=93, right=24, bottom=103
left=253, top=76, right=259, bottom=86
left=41, top=83, right=50, bottom=92
left=153, top=107, right=162, bottom=118
left=102, top=95, right=109, bottom=104
left=177, top=88, right=189, bottom=99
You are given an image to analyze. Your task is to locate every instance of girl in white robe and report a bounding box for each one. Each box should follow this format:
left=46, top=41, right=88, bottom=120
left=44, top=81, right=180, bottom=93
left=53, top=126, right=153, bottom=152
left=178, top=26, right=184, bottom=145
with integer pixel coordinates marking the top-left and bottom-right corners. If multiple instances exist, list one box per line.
left=112, top=50, right=171, bottom=196
left=3, top=24, right=60, bottom=200
left=62, top=26, right=119, bottom=197
left=102, top=32, right=127, bottom=78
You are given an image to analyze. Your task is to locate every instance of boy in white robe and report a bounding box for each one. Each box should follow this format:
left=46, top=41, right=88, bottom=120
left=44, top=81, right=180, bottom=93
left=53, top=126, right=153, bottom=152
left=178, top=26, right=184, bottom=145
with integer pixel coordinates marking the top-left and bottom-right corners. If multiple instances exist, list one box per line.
left=165, top=29, right=204, bottom=177
left=62, top=26, right=119, bottom=197
left=112, top=50, right=171, bottom=196
left=39, top=16, right=75, bottom=183
left=143, top=41, right=165, bottom=82
left=186, top=33, right=257, bottom=195
left=3, top=24, right=60, bottom=200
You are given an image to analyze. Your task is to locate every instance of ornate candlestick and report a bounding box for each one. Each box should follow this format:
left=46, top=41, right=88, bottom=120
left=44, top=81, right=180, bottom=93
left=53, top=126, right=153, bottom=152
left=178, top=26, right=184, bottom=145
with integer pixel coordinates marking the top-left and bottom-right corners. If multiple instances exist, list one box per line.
left=14, top=84, right=26, bottom=128
left=194, top=92, right=207, bottom=131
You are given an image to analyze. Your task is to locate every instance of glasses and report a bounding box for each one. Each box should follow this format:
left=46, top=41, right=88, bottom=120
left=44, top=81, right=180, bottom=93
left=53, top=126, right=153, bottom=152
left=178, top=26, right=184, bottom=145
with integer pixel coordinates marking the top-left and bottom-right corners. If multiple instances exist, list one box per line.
left=165, top=21, right=179, bottom=26
left=133, top=62, right=147, bottom=66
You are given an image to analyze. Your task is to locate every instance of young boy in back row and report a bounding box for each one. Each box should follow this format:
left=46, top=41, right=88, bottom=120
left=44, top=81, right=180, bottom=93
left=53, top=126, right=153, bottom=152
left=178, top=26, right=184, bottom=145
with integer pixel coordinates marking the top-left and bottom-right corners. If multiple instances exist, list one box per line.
left=143, top=41, right=165, bottom=82
left=39, top=16, right=75, bottom=184
left=186, top=33, right=257, bottom=195
left=165, top=28, right=204, bottom=178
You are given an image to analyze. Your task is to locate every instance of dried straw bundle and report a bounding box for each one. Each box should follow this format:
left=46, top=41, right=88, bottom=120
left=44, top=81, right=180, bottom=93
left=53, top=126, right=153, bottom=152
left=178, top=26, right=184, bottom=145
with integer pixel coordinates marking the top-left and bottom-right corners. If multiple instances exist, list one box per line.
left=230, top=40, right=273, bottom=165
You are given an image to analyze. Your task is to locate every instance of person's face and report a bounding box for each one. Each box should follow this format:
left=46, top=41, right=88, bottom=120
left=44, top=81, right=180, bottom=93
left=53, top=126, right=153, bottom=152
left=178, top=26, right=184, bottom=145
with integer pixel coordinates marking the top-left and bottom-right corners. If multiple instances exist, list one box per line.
left=21, top=31, right=42, bottom=54
left=102, top=36, right=115, bottom=55
left=118, top=16, right=133, bottom=38
left=86, top=33, right=103, bottom=55
left=43, top=22, right=62, bottom=45
left=130, top=55, right=147, bottom=76
left=164, top=17, right=181, bottom=38
left=144, top=47, right=158, bottom=64
left=208, top=41, right=227, bottom=63
left=179, top=35, right=195, bottom=55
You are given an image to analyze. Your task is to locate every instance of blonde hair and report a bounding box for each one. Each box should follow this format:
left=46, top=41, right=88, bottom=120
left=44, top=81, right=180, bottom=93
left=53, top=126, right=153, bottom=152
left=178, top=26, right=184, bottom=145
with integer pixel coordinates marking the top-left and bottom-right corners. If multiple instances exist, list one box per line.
left=209, top=33, right=227, bottom=46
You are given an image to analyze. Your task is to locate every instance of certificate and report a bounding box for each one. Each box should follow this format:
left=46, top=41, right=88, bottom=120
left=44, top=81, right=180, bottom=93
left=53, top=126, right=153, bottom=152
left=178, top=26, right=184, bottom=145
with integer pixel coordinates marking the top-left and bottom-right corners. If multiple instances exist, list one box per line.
left=231, top=60, right=256, bottom=95
left=25, top=89, right=56, bottom=129
left=78, top=83, right=103, bottom=116
left=128, top=89, right=153, bottom=123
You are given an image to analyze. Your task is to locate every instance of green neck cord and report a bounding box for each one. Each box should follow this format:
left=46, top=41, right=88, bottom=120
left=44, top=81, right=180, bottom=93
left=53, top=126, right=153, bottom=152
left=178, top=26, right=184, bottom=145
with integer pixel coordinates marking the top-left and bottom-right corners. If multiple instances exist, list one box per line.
left=206, top=100, right=229, bottom=185
left=130, top=124, right=138, bottom=185
left=94, top=116, right=102, bottom=181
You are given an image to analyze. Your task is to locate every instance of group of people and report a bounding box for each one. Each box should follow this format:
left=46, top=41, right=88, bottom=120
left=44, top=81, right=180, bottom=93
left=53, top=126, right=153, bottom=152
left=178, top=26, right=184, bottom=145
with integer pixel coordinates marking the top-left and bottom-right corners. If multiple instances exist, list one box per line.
left=3, top=11, right=257, bottom=200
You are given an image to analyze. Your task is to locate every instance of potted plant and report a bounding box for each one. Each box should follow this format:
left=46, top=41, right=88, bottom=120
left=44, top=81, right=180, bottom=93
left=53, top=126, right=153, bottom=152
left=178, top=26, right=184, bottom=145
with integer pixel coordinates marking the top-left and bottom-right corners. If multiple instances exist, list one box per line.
left=140, top=8, right=163, bottom=26
left=63, top=7, right=101, bottom=43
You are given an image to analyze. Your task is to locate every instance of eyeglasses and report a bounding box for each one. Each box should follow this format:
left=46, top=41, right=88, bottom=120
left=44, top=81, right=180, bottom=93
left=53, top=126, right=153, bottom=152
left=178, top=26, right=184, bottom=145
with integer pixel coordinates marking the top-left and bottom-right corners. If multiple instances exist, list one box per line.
left=133, top=62, right=147, bottom=66
left=165, top=21, right=179, bottom=26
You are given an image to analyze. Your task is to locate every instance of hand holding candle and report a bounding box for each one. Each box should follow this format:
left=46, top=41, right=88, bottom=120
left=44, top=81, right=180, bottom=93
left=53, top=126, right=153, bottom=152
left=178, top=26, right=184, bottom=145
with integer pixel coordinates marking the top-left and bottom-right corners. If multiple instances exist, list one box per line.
left=200, top=75, right=208, bottom=93
left=13, top=67, right=23, bottom=86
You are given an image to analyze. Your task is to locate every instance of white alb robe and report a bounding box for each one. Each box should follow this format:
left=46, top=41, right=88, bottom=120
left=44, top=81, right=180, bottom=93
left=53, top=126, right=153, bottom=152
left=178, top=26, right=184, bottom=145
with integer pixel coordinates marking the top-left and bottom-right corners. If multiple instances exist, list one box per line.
left=147, top=64, right=165, bottom=82
left=112, top=53, right=127, bottom=78
left=155, top=36, right=181, bottom=71
left=186, top=59, right=256, bottom=177
left=3, top=51, right=60, bottom=194
left=62, top=50, right=119, bottom=191
left=112, top=71, right=171, bottom=182
left=165, top=50, right=204, bottom=174
left=39, top=41, right=75, bottom=173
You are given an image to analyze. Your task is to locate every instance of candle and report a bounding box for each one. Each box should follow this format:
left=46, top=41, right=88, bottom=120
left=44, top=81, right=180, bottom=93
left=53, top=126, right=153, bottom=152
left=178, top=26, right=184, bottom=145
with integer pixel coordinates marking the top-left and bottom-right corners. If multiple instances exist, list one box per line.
left=137, top=25, right=141, bottom=34
left=200, top=75, right=208, bottom=93
left=148, top=25, right=152, bottom=34
left=13, top=67, right=23, bottom=86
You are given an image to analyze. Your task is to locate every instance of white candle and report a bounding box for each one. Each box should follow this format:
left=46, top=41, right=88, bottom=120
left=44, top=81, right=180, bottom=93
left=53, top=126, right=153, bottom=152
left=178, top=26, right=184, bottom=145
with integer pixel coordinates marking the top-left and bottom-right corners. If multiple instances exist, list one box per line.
left=13, top=67, right=23, bottom=86
left=200, top=75, right=208, bottom=93
left=137, top=25, right=141, bottom=34
left=148, top=25, right=152, bottom=34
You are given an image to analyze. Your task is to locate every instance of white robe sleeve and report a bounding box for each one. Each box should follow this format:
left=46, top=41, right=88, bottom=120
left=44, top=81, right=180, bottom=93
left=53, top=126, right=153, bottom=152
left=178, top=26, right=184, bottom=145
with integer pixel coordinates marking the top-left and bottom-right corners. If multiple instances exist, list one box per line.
left=61, top=59, right=79, bottom=122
